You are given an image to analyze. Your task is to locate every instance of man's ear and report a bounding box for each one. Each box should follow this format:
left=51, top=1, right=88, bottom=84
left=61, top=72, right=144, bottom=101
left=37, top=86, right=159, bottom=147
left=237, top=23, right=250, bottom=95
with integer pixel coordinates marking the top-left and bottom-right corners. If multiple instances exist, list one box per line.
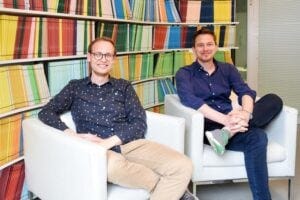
left=87, top=53, right=91, bottom=62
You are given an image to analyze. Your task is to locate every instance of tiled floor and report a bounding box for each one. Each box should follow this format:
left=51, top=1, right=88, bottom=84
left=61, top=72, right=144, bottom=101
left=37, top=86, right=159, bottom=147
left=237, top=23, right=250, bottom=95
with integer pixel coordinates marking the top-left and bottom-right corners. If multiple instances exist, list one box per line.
left=195, top=126, right=300, bottom=200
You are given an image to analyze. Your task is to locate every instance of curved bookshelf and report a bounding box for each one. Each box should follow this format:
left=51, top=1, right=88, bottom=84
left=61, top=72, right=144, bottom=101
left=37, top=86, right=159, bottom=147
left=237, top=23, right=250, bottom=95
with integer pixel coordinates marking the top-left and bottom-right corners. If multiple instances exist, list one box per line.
left=0, top=7, right=239, bottom=26
left=0, top=103, right=47, bottom=119
left=0, top=47, right=238, bottom=66
left=0, top=156, right=24, bottom=170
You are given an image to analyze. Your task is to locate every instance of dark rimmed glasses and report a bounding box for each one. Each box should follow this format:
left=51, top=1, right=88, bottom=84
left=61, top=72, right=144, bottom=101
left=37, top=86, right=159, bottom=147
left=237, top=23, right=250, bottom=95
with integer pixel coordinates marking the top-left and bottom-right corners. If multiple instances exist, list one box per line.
left=90, top=52, right=114, bottom=61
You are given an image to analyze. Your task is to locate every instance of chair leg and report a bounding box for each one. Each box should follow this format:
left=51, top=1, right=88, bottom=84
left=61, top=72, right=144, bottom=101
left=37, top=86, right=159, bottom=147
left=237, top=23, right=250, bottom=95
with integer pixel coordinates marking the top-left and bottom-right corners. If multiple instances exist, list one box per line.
left=192, top=182, right=197, bottom=196
left=28, top=191, right=35, bottom=200
left=288, top=178, right=294, bottom=200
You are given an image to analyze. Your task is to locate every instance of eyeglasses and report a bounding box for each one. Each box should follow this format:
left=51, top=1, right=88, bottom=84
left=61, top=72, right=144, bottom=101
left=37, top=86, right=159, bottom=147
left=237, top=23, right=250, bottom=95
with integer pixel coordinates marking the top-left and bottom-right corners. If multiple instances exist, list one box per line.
left=90, top=52, right=114, bottom=61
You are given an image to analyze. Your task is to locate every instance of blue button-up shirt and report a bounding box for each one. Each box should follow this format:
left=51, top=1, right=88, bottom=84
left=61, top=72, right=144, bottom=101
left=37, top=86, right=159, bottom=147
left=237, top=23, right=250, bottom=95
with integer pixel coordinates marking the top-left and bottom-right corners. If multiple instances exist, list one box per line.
left=175, top=60, right=256, bottom=114
left=38, top=77, right=147, bottom=152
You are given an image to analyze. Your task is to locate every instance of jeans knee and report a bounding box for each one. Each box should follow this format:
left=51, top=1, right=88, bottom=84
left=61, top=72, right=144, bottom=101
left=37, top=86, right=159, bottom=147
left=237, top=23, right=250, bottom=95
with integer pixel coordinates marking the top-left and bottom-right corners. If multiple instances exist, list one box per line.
left=247, top=128, right=268, bottom=148
left=262, top=93, right=283, bottom=111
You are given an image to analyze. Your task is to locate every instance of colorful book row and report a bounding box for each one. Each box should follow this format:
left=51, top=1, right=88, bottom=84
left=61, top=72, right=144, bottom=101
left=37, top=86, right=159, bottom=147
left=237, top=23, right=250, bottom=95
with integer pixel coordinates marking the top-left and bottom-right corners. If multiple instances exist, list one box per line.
left=0, top=64, right=50, bottom=114
left=0, top=15, right=95, bottom=61
left=0, top=0, right=235, bottom=23
left=133, top=78, right=176, bottom=108
left=176, top=0, right=235, bottom=23
left=0, top=0, right=129, bottom=18
left=113, top=50, right=232, bottom=81
left=0, top=110, right=38, bottom=166
left=96, top=22, right=235, bottom=51
left=0, top=161, right=25, bottom=200
left=47, top=59, right=89, bottom=96
left=0, top=15, right=236, bottom=61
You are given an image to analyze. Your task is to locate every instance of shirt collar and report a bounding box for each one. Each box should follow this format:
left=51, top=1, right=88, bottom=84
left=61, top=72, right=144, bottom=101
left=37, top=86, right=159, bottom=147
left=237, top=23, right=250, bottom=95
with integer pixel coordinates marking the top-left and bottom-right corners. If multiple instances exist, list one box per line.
left=85, top=76, right=115, bottom=86
left=193, top=59, right=220, bottom=73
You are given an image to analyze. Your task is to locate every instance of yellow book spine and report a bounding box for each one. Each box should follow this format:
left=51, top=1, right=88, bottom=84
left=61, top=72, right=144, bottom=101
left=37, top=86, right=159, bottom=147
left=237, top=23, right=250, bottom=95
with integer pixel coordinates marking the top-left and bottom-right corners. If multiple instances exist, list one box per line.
left=4, top=15, right=18, bottom=60
left=123, top=55, right=130, bottom=80
left=8, top=114, right=22, bottom=161
left=8, top=65, right=29, bottom=109
left=134, top=54, right=142, bottom=80
left=0, top=67, right=13, bottom=113
left=214, top=0, right=231, bottom=22
left=83, top=0, right=88, bottom=16
left=111, top=56, right=121, bottom=78
left=34, top=17, right=40, bottom=58
left=0, top=117, right=10, bottom=165
left=215, top=26, right=221, bottom=47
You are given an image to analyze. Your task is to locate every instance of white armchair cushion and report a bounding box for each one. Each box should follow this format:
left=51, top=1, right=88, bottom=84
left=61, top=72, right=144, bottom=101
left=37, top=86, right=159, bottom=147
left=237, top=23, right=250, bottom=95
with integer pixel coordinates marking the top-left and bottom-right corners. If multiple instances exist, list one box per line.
left=202, top=141, right=286, bottom=167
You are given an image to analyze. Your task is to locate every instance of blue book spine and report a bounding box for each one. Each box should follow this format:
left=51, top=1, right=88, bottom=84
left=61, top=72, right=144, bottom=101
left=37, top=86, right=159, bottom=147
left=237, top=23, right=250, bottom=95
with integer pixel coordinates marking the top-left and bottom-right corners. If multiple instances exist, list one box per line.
left=114, top=0, right=125, bottom=19
left=168, top=26, right=181, bottom=49
left=200, top=0, right=213, bottom=22
left=165, top=0, right=175, bottom=22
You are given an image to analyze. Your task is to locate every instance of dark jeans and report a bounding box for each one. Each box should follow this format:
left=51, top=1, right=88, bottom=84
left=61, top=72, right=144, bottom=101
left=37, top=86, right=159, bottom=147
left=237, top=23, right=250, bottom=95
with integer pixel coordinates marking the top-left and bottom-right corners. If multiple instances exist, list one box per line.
left=204, top=93, right=283, bottom=200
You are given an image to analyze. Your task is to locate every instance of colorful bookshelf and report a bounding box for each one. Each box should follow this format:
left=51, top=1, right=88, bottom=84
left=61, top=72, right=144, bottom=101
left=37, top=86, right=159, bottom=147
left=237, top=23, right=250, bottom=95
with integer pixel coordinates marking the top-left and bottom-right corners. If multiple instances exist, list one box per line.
left=0, top=0, right=238, bottom=198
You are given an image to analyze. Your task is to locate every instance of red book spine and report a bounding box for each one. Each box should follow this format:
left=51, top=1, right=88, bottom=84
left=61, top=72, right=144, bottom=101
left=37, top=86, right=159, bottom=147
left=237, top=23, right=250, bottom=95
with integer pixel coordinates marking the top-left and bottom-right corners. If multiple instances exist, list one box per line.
left=181, top=26, right=187, bottom=48
left=153, top=26, right=168, bottom=50
left=62, top=19, right=75, bottom=56
left=14, top=162, right=25, bottom=200
left=31, top=0, right=44, bottom=11
left=47, top=18, right=60, bottom=56
left=179, top=0, right=188, bottom=22
left=20, top=16, right=33, bottom=58
left=13, top=16, right=24, bottom=59
left=2, top=0, right=14, bottom=8
left=4, top=161, right=24, bottom=200
left=0, top=166, right=11, bottom=200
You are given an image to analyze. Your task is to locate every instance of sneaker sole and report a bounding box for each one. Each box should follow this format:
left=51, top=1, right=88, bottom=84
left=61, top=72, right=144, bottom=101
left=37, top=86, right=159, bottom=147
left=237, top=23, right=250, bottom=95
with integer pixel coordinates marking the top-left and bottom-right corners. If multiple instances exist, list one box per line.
left=205, top=131, right=225, bottom=155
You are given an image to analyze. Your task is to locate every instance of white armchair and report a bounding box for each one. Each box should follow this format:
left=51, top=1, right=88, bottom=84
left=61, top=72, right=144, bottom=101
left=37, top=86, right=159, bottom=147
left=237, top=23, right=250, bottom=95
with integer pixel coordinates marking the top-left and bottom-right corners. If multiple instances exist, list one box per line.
left=165, top=94, right=298, bottom=199
left=22, top=111, right=185, bottom=200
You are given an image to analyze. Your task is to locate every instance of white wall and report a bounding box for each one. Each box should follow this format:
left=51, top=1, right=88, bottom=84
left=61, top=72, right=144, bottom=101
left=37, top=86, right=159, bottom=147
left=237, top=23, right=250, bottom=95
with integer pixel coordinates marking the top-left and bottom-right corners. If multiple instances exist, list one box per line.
left=248, top=0, right=300, bottom=121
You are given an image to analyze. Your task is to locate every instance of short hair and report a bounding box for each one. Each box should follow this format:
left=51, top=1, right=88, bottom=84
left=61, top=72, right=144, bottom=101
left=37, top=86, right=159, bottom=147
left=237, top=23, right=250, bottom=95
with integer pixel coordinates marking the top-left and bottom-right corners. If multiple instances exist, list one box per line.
left=192, top=27, right=217, bottom=47
left=88, top=37, right=116, bottom=55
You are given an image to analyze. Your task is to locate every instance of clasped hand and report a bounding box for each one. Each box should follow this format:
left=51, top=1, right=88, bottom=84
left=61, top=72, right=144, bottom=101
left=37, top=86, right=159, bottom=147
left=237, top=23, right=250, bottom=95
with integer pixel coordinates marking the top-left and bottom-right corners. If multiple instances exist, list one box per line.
left=226, top=109, right=251, bottom=134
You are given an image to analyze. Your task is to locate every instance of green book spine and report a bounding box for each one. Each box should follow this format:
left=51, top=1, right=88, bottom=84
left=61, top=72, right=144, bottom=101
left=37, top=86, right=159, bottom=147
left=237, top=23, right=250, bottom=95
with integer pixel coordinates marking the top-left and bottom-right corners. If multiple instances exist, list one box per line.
left=27, top=65, right=40, bottom=104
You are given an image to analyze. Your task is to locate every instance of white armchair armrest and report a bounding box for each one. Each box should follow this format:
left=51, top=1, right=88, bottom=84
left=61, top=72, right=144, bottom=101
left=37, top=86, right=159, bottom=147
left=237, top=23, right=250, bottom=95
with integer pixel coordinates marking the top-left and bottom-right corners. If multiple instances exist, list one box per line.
left=23, top=118, right=107, bottom=200
left=145, top=111, right=185, bottom=153
left=164, top=94, right=205, bottom=162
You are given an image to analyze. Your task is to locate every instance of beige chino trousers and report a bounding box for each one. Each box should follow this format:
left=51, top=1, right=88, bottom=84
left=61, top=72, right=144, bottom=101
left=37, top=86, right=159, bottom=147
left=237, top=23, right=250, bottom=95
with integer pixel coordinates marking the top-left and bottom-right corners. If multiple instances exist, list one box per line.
left=107, top=139, right=193, bottom=200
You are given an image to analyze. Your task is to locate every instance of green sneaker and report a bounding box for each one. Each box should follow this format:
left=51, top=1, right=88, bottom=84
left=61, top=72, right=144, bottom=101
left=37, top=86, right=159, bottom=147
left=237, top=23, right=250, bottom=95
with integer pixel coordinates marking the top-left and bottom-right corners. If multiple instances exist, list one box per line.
left=205, top=129, right=230, bottom=155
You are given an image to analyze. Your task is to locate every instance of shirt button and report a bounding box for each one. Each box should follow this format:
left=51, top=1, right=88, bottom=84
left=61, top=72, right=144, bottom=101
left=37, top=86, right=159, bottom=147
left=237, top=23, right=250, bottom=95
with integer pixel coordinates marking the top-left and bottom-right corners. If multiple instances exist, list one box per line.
left=209, top=83, right=212, bottom=86
left=111, top=128, right=114, bottom=131
left=218, top=105, right=221, bottom=108
left=212, top=92, right=215, bottom=95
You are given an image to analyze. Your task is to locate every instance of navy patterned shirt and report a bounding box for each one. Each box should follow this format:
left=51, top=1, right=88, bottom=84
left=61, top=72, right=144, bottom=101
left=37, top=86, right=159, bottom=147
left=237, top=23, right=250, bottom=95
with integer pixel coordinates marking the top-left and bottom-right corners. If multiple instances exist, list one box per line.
left=38, top=77, right=147, bottom=152
left=175, top=60, right=256, bottom=114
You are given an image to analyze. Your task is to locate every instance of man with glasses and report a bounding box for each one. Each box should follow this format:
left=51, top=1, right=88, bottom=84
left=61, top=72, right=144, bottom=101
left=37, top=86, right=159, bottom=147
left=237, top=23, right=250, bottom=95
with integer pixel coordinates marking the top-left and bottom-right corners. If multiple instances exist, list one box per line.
left=38, top=37, right=198, bottom=200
